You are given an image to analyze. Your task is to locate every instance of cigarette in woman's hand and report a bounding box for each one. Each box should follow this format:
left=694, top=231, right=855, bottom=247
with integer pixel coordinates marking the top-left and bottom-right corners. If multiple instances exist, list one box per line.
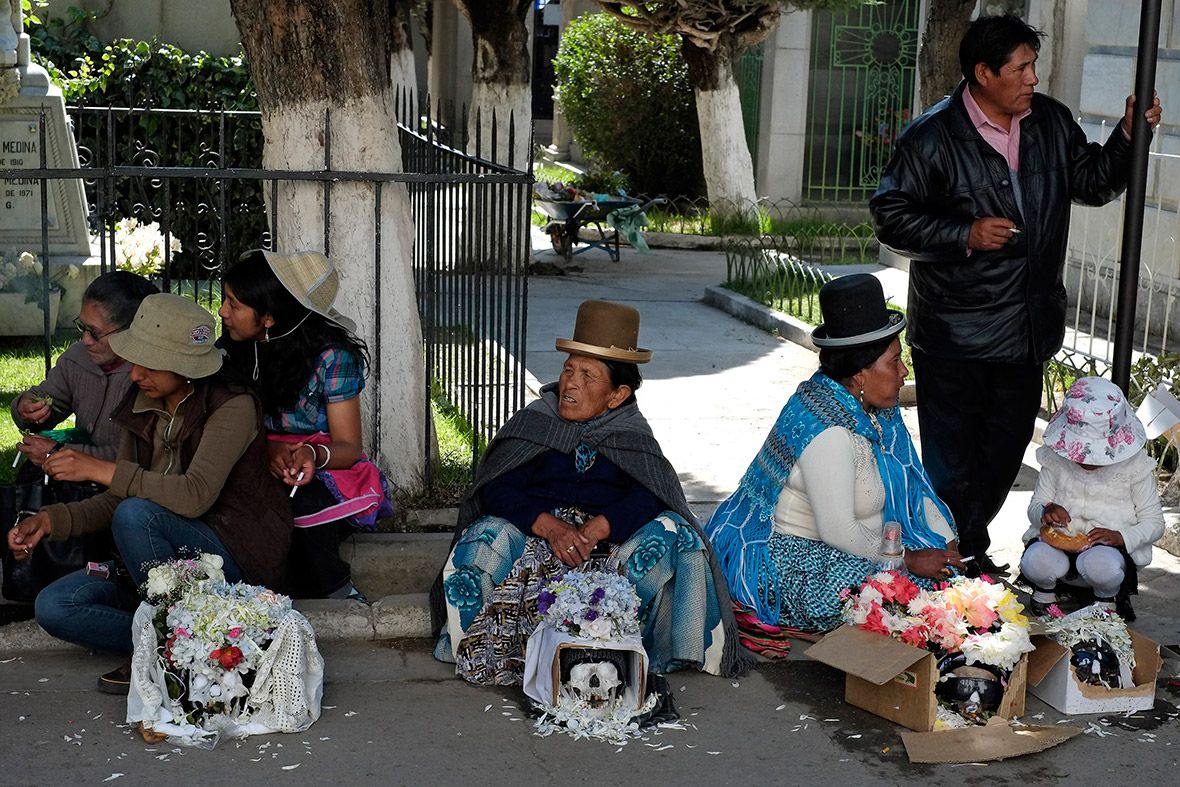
left=959, top=555, right=976, bottom=563
left=11, top=453, right=20, bottom=468
left=289, top=471, right=305, bottom=498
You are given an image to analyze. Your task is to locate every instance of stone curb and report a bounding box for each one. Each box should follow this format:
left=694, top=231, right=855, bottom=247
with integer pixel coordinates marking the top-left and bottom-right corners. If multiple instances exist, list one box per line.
left=0, top=592, right=435, bottom=655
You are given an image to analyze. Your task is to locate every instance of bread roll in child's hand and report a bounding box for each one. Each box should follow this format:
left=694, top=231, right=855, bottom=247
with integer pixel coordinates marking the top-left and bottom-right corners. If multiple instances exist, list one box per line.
left=1039, top=523, right=1089, bottom=551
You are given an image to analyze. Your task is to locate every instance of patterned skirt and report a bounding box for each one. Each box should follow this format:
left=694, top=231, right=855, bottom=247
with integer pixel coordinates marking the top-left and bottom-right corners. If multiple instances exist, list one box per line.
left=760, top=532, right=884, bottom=633
left=433, top=512, right=727, bottom=685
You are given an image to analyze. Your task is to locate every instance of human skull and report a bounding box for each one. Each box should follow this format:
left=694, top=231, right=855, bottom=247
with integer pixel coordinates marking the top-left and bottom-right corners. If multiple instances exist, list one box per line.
left=566, top=662, right=623, bottom=717
left=935, top=653, right=1007, bottom=723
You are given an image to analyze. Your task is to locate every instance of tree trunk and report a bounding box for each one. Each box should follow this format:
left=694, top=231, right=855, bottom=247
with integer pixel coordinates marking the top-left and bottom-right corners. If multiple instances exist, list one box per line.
left=231, top=0, right=427, bottom=493
left=452, top=0, right=532, bottom=167
left=682, top=37, right=757, bottom=220
left=917, top=0, right=975, bottom=111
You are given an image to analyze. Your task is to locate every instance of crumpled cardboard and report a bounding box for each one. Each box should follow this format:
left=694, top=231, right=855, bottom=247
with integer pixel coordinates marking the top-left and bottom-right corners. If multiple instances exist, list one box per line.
left=902, top=716, right=1082, bottom=763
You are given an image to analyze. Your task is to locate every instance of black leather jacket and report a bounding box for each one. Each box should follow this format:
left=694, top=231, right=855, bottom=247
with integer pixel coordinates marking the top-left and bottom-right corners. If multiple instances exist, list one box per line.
left=870, top=81, right=1133, bottom=364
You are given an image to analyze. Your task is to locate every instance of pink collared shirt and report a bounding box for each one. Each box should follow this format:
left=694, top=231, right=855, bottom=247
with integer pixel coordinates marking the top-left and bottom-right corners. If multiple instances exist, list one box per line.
left=963, top=85, right=1030, bottom=170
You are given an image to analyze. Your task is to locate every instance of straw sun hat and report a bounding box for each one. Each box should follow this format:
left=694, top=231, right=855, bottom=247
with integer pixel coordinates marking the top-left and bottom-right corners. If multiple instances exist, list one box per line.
left=555, top=300, right=652, bottom=364
left=255, top=249, right=358, bottom=333
left=108, top=293, right=223, bottom=379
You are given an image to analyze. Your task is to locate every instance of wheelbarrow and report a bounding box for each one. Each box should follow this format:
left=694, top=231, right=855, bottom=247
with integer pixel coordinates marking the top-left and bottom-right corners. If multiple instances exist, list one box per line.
left=534, top=196, right=662, bottom=262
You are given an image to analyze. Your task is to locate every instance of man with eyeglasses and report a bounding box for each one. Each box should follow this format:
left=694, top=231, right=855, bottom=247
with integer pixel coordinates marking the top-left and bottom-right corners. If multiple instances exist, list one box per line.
left=11, top=272, right=158, bottom=468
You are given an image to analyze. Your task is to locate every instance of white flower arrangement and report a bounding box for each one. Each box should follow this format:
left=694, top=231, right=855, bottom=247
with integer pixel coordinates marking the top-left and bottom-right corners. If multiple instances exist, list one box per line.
left=537, top=569, right=641, bottom=640
left=0, top=250, right=58, bottom=305
left=1042, top=605, right=1137, bottom=671
left=139, top=552, right=294, bottom=731
left=106, top=217, right=182, bottom=277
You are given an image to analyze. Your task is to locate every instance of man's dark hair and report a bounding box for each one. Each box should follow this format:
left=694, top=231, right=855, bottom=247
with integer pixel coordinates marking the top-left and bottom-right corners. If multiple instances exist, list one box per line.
left=959, top=15, right=1045, bottom=85
left=82, top=271, right=160, bottom=328
left=818, top=336, right=896, bottom=383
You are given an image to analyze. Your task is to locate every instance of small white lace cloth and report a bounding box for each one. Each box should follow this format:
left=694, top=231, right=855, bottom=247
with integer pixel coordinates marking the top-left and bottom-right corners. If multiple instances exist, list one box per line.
left=127, top=601, right=324, bottom=748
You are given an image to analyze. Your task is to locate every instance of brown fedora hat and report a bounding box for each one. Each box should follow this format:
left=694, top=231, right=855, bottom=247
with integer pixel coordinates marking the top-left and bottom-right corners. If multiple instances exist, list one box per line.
left=555, top=300, right=652, bottom=364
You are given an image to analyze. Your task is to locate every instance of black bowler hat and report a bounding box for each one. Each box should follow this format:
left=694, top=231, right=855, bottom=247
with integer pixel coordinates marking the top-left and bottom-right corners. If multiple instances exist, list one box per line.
left=811, top=274, right=906, bottom=348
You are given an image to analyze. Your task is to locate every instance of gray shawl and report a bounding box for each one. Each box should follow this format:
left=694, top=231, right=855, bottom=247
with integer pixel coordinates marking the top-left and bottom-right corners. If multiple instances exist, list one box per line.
left=429, top=383, right=753, bottom=677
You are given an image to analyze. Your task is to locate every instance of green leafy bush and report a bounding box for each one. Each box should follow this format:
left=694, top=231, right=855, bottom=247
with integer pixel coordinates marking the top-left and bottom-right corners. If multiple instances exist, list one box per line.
left=553, top=14, right=703, bottom=198
left=27, top=8, right=267, bottom=280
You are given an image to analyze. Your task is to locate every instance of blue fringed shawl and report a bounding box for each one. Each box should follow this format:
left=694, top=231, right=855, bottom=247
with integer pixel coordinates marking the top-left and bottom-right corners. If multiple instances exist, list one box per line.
left=705, top=371, right=955, bottom=622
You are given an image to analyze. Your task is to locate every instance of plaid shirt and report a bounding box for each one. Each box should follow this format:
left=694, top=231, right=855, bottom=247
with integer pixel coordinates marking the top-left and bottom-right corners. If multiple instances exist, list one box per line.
left=266, top=347, right=364, bottom=434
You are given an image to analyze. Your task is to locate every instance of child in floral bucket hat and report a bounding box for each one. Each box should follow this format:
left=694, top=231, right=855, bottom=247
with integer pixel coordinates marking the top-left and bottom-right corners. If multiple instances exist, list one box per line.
left=1019, top=376, right=1164, bottom=620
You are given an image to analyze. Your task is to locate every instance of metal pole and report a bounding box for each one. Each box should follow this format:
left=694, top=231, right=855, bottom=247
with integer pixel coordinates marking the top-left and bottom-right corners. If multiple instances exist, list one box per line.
left=1111, top=0, right=1162, bottom=393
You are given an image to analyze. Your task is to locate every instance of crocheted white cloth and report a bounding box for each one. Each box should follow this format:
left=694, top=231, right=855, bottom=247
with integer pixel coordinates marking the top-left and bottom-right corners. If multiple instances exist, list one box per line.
left=127, top=601, right=324, bottom=747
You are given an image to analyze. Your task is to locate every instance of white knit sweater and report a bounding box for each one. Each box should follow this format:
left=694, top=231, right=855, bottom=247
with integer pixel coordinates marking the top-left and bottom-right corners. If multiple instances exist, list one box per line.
left=773, top=426, right=955, bottom=559
left=1024, top=445, right=1164, bottom=568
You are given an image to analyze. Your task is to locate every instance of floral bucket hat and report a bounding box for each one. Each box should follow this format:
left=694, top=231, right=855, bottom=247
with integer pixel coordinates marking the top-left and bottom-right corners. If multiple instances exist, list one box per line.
left=1044, top=376, right=1146, bottom=466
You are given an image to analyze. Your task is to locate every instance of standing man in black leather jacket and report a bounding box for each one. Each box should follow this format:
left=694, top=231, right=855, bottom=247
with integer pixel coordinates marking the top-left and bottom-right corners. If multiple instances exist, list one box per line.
left=869, top=15, right=1162, bottom=576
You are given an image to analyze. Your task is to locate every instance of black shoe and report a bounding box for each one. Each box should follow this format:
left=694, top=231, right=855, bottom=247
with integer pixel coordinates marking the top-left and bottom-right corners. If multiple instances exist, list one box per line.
left=97, top=663, right=132, bottom=695
left=965, top=555, right=1010, bottom=579
left=1115, top=594, right=1136, bottom=622
left=1028, top=599, right=1052, bottom=617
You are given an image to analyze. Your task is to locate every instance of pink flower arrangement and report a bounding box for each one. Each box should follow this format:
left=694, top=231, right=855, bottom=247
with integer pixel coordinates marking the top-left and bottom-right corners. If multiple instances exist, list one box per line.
left=842, top=573, right=1034, bottom=671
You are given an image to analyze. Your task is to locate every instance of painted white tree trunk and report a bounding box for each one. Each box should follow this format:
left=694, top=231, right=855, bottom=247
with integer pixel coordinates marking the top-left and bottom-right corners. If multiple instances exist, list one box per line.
left=260, top=91, right=425, bottom=493
left=695, top=71, right=758, bottom=218
left=468, top=81, right=531, bottom=168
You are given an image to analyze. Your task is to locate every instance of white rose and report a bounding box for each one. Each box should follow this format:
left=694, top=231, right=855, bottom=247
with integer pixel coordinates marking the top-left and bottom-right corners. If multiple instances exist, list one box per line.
left=146, top=568, right=173, bottom=599
left=19, top=252, right=35, bottom=269
left=583, top=618, right=612, bottom=639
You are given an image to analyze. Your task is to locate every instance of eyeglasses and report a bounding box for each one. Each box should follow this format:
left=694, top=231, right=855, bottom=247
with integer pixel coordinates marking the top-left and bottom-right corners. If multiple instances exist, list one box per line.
left=73, top=318, right=120, bottom=342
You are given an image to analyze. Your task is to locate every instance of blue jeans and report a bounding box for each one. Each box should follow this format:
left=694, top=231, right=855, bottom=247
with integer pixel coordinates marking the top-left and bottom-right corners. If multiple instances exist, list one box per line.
left=35, top=498, right=243, bottom=654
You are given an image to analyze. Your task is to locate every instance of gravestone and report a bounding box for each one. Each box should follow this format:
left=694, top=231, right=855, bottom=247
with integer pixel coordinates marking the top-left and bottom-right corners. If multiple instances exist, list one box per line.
left=0, top=2, right=99, bottom=329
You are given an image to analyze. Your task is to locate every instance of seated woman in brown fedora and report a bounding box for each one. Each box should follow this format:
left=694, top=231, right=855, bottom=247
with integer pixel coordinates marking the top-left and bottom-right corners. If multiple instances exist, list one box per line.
left=707, top=275, right=965, bottom=648
left=430, top=300, right=752, bottom=683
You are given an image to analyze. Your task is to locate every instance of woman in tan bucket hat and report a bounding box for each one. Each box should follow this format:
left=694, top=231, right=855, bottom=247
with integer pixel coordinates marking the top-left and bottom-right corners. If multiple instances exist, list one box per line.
left=218, top=249, right=391, bottom=602
left=431, top=299, right=753, bottom=685
left=8, top=293, right=292, bottom=693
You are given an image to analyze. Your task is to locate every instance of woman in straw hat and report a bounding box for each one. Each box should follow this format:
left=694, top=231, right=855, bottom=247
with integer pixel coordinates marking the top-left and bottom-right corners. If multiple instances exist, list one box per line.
left=218, top=249, right=391, bottom=602
left=706, top=275, right=964, bottom=650
left=430, top=300, right=753, bottom=683
left=7, top=293, right=293, bottom=693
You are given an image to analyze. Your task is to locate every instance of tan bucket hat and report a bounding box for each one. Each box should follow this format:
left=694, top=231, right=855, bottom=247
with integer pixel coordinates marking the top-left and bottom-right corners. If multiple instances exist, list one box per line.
left=256, top=249, right=358, bottom=333
left=555, top=300, right=652, bottom=364
left=108, top=293, right=223, bottom=379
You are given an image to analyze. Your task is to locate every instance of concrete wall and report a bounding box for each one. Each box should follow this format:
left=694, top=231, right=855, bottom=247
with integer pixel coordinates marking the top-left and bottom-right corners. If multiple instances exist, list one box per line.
left=754, top=10, right=812, bottom=203
left=44, top=0, right=242, bottom=56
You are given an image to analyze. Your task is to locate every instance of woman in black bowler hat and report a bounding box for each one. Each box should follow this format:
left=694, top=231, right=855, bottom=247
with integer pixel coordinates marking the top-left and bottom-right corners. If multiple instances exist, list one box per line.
left=706, top=275, right=964, bottom=645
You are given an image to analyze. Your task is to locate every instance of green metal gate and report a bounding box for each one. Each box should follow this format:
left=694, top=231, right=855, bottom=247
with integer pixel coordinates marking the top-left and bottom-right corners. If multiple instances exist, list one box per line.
left=803, top=0, right=920, bottom=204
left=738, top=42, right=765, bottom=171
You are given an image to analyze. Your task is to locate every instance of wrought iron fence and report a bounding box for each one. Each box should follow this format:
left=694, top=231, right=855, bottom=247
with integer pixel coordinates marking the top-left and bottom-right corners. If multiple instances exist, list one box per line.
left=1, top=97, right=532, bottom=489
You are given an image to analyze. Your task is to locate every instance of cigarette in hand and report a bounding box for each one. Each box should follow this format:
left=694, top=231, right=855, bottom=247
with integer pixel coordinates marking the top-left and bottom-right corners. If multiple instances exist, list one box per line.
left=959, top=555, right=976, bottom=563
left=1008, top=227, right=1021, bottom=235
left=11, top=453, right=20, bottom=468
left=289, top=471, right=305, bottom=498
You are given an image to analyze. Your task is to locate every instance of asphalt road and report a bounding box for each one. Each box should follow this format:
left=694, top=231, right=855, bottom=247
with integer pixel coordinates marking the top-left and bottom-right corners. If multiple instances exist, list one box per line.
left=3, top=638, right=1180, bottom=786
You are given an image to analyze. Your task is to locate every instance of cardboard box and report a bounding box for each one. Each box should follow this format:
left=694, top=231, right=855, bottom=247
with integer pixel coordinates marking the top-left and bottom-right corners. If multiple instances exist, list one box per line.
left=807, top=625, right=1080, bottom=763
left=806, top=625, right=1027, bottom=732
left=1026, top=629, right=1162, bottom=714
